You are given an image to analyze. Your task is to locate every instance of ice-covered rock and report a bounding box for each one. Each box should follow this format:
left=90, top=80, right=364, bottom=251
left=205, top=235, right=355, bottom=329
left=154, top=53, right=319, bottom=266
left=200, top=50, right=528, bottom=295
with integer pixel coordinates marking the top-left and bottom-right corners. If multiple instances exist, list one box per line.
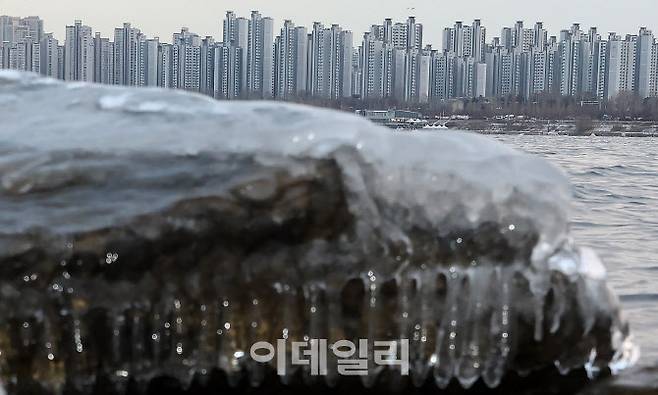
left=0, top=72, right=638, bottom=394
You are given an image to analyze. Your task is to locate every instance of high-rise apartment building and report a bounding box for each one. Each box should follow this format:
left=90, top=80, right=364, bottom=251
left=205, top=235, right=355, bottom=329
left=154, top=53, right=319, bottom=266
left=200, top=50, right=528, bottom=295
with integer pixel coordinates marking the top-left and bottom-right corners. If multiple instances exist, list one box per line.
left=93, top=33, right=114, bottom=84
left=247, top=11, right=274, bottom=98
left=64, top=20, right=93, bottom=82
left=114, top=23, right=142, bottom=85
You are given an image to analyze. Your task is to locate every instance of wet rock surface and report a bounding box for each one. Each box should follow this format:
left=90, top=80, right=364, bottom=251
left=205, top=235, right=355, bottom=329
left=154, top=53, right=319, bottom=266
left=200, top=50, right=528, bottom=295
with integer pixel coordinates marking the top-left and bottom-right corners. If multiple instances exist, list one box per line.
left=0, top=72, right=640, bottom=394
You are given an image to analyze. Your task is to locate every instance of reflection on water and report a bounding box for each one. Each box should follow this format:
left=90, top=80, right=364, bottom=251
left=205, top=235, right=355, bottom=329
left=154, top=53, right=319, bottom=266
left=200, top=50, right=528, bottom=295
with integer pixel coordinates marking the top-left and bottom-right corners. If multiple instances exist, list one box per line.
left=495, top=135, right=658, bottom=365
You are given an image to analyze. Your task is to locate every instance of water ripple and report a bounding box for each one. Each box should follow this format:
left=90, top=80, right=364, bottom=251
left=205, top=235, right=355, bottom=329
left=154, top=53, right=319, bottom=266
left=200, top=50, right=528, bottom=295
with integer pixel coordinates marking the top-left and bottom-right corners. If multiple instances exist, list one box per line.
left=496, top=135, right=658, bottom=363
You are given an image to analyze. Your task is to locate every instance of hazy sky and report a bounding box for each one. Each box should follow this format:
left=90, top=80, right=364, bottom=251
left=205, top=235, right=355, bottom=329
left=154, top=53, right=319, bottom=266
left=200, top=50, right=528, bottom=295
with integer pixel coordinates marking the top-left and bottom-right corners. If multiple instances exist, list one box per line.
left=2, top=0, right=657, bottom=46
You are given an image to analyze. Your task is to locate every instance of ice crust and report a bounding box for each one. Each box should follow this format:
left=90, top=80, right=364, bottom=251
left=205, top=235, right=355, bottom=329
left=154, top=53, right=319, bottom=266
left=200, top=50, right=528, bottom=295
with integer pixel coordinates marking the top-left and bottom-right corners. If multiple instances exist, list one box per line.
left=0, top=72, right=638, bottom=393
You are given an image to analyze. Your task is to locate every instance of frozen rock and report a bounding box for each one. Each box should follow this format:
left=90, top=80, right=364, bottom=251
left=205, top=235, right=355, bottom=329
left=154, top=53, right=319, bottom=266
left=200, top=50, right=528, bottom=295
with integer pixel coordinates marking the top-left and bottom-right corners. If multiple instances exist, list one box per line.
left=0, top=72, right=638, bottom=394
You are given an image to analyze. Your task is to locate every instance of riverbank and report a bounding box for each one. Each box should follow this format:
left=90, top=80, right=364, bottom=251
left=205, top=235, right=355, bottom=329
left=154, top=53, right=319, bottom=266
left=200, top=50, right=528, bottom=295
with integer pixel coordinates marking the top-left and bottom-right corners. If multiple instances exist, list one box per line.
left=386, top=118, right=658, bottom=136
left=446, top=119, right=658, bottom=136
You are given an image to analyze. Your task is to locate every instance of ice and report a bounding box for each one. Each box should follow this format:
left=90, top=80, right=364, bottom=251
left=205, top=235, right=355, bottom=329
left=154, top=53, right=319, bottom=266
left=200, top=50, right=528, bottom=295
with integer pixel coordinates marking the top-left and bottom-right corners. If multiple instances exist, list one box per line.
left=0, top=72, right=637, bottom=393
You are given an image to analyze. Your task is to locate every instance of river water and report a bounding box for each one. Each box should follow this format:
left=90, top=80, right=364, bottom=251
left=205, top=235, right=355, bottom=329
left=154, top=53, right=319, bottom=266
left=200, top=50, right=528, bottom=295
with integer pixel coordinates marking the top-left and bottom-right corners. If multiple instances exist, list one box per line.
left=494, top=135, right=658, bottom=365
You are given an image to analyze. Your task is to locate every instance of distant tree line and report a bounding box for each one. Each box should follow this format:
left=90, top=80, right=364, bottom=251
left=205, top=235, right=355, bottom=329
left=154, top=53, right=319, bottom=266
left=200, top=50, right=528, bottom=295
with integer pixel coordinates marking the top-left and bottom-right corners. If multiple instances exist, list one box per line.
left=279, top=92, right=658, bottom=121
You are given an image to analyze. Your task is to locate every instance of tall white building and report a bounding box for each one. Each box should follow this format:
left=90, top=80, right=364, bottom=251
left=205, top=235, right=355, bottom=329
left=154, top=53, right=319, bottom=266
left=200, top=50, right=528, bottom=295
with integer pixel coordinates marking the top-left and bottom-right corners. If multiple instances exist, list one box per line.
left=403, top=48, right=419, bottom=101
left=607, top=33, right=637, bottom=99
left=595, top=40, right=609, bottom=100
left=199, top=36, right=215, bottom=95
left=308, top=22, right=328, bottom=97
left=158, top=43, right=174, bottom=88
left=172, top=27, right=201, bottom=92
left=386, top=46, right=406, bottom=100
left=360, top=31, right=384, bottom=99
left=214, top=43, right=243, bottom=99
left=223, top=14, right=248, bottom=94
left=93, top=33, right=114, bottom=84
left=275, top=20, right=303, bottom=99
left=40, top=33, right=60, bottom=78
left=417, top=50, right=431, bottom=102
left=247, top=11, right=274, bottom=98
left=338, top=29, right=354, bottom=98
left=650, top=42, right=658, bottom=97
left=635, top=27, right=655, bottom=98
left=294, top=26, right=308, bottom=96
left=350, top=48, right=361, bottom=97
left=213, top=43, right=230, bottom=99
left=64, top=20, right=93, bottom=82
left=140, top=38, right=159, bottom=86
left=114, top=22, right=142, bottom=85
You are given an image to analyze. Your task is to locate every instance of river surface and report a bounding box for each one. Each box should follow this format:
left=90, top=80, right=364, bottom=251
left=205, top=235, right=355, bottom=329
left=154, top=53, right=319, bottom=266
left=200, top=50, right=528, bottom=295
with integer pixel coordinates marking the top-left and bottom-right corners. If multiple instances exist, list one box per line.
left=494, top=135, right=658, bottom=365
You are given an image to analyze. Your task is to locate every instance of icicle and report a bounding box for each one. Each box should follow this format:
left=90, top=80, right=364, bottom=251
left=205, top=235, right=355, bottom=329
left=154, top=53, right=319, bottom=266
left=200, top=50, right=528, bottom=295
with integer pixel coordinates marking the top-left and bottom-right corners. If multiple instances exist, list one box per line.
left=167, top=297, right=194, bottom=387
left=398, top=273, right=419, bottom=386
left=527, top=267, right=550, bottom=343
left=147, top=303, right=164, bottom=374
left=577, top=278, right=597, bottom=336
left=272, top=283, right=300, bottom=385
left=419, top=270, right=440, bottom=384
left=109, top=310, right=123, bottom=364
left=433, top=267, right=462, bottom=389
left=482, top=267, right=515, bottom=388
left=324, top=285, right=343, bottom=388
left=361, top=270, right=384, bottom=388
left=549, top=279, right=567, bottom=334
left=64, top=296, right=94, bottom=393
left=245, top=293, right=267, bottom=387
left=456, top=266, right=491, bottom=389
left=533, top=295, right=545, bottom=342
left=108, top=308, right=130, bottom=389
left=129, top=303, right=149, bottom=378
left=305, top=283, right=326, bottom=341
left=31, top=316, right=66, bottom=395
left=216, top=294, right=243, bottom=387
left=584, top=348, right=600, bottom=379
left=300, top=283, right=327, bottom=386
left=194, top=301, right=216, bottom=385
left=400, top=268, right=438, bottom=387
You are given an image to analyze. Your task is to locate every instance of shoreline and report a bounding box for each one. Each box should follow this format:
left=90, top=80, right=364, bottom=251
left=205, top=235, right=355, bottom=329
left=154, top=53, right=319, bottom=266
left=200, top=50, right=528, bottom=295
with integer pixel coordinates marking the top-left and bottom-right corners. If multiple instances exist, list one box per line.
left=384, top=119, right=658, bottom=137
